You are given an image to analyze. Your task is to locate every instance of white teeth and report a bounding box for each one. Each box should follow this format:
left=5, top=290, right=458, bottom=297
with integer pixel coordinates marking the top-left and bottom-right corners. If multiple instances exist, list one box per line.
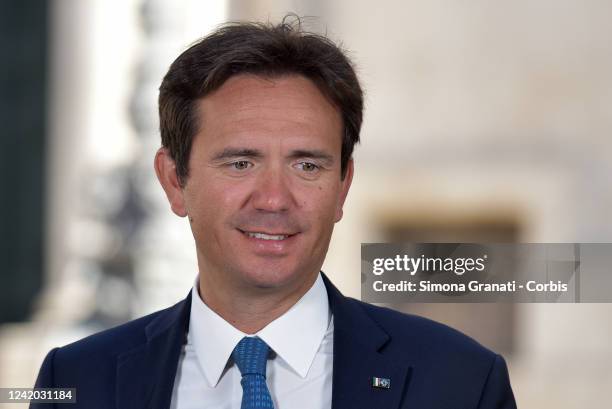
left=245, top=231, right=288, bottom=240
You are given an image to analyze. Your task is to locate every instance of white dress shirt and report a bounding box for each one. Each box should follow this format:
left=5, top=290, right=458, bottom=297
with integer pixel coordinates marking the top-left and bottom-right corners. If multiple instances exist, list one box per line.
left=170, top=273, right=334, bottom=409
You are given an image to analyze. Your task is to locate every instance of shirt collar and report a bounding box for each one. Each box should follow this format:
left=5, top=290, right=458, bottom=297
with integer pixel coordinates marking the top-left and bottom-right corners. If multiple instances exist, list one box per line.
left=189, top=272, right=331, bottom=387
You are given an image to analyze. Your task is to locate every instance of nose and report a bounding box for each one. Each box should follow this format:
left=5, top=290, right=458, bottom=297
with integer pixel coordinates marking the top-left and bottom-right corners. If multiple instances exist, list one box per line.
left=251, top=166, right=294, bottom=212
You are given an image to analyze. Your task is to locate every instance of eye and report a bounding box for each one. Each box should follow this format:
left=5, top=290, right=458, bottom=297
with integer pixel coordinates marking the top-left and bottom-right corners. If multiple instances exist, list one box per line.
left=231, top=160, right=252, bottom=170
left=296, top=162, right=320, bottom=172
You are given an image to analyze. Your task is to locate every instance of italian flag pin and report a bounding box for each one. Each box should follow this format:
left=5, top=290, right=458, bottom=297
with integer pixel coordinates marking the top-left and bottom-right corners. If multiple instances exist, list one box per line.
left=371, top=377, right=391, bottom=389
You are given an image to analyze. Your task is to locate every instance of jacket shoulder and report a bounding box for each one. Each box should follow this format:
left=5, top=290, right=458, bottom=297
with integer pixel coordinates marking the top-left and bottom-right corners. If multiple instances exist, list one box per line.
left=341, top=299, right=516, bottom=408
left=54, top=300, right=183, bottom=364
left=349, top=298, right=498, bottom=362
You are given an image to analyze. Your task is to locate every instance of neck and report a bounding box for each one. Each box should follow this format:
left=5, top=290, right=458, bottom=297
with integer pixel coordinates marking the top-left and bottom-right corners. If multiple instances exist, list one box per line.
left=197, top=270, right=318, bottom=334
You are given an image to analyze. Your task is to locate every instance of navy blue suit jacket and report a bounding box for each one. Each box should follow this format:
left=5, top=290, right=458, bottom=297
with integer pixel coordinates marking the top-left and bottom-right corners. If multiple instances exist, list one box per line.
left=32, top=273, right=517, bottom=408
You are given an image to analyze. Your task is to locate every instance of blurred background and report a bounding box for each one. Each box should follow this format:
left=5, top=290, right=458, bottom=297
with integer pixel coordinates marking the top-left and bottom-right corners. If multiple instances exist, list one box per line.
left=1, top=0, right=611, bottom=407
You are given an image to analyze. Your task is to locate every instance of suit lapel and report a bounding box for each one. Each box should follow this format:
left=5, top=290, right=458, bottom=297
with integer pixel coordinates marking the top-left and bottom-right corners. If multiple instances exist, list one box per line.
left=322, top=273, right=413, bottom=409
left=116, top=292, right=191, bottom=409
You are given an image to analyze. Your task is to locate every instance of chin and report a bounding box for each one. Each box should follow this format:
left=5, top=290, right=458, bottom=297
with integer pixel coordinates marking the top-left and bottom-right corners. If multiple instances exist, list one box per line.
left=239, top=265, right=310, bottom=290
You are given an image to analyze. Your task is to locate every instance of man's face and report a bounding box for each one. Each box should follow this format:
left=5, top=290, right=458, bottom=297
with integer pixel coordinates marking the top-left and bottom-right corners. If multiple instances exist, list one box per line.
left=158, top=74, right=353, bottom=294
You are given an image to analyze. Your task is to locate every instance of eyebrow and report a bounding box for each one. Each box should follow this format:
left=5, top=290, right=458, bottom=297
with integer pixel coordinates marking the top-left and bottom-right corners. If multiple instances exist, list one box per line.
left=287, top=149, right=335, bottom=165
left=211, top=148, right=263, bottom=161
left=211, top=147, right=335, bottom=165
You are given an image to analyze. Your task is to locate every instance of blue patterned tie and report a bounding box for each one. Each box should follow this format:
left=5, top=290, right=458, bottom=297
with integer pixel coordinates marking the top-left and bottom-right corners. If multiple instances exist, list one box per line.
left=232, top=336, right=275, bottom=409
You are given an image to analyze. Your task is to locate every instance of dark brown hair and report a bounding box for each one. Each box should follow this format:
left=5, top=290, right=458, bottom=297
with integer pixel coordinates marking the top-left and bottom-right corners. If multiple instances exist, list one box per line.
left=158, top=16, right=363, bottom=186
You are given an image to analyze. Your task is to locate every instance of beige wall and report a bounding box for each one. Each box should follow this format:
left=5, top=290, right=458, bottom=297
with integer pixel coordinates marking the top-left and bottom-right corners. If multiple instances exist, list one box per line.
left=231, top=1, right=612, bottom=407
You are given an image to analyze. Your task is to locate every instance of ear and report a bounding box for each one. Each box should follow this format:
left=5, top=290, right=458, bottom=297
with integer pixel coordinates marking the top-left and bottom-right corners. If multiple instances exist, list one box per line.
left=154, top=147, right=188, bottom=217
left=334, top=158, right=354, bottom=223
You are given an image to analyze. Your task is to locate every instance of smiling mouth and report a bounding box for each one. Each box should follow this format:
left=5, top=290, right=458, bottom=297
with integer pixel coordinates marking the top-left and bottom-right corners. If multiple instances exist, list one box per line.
left=238, top=229, right=297, bottom=241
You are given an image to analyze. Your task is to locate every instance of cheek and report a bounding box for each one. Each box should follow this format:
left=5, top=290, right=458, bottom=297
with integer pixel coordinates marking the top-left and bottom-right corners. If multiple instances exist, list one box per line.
left=186, top=177, right=250, bottom=220
left=218, top=180, right=253, bottom=210
left=300, top=184, right=341, bottom=224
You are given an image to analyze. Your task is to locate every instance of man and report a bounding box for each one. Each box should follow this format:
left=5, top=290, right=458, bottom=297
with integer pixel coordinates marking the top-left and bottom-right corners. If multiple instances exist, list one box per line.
left=33, top=19, right=517, bottom=409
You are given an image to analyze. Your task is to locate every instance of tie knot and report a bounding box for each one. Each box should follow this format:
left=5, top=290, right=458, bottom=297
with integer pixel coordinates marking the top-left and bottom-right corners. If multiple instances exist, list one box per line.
left=232, top=336, right=270, bottom=377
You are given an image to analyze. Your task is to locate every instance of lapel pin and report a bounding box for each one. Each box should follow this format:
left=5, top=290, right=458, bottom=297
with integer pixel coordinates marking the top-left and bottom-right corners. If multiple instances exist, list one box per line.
left=371, top=376, right=391, bottom=389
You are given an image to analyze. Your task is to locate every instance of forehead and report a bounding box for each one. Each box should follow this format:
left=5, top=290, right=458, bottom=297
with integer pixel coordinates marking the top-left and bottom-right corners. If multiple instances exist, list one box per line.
left=196, top=74, right=342, bottom=147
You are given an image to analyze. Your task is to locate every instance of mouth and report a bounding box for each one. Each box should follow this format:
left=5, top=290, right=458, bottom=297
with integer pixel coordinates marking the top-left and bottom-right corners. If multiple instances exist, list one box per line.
left=237, top=229, right=298, bottom=241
